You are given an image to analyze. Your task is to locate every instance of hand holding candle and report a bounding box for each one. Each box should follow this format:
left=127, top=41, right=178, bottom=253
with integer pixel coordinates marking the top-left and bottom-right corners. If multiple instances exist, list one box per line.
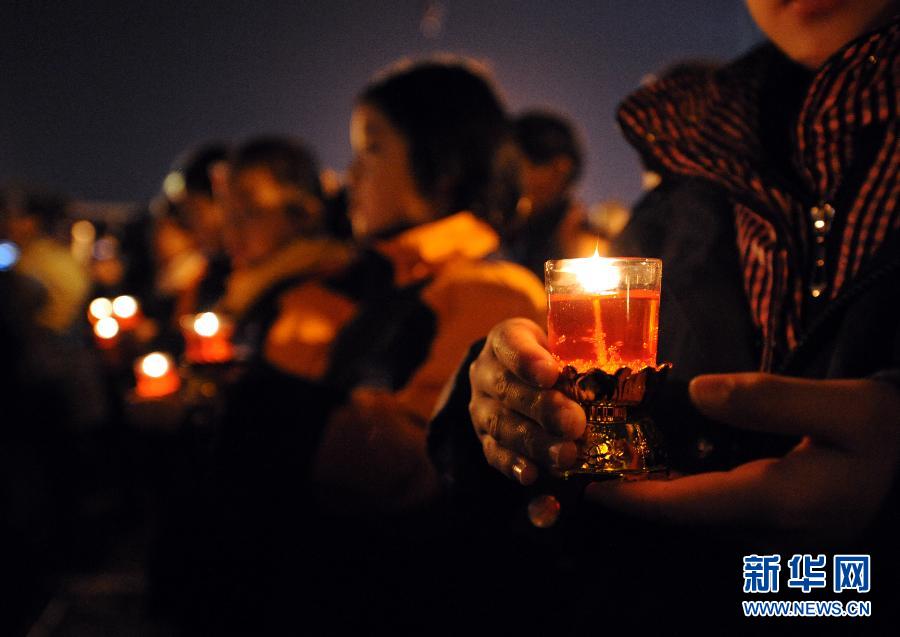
left=468, top=254, right=670, bottom=489
left=546, top=254, right=669, bottom=477
left=469, top=318, right=585, bottom=485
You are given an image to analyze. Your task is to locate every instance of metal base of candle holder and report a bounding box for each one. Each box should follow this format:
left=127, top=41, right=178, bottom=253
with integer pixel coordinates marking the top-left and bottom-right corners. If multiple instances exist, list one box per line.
left=554, top=363, right=672, bottom=480
left=563, top=412, right=667, bottom=478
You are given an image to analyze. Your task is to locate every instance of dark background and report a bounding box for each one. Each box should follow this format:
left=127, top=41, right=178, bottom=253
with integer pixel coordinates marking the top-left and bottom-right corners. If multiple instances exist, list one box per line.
left=1, top=0, right=761, bottom=208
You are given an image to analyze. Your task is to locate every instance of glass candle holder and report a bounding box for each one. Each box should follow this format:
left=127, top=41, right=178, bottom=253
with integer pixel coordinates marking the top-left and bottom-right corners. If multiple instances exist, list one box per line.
left=546, top=255, right=670, bottom=478
left=111, top=294, right=141, bottom=331
left=134, top=352, right=181, bottom=398
left=180, top=312, right=234, bottom=364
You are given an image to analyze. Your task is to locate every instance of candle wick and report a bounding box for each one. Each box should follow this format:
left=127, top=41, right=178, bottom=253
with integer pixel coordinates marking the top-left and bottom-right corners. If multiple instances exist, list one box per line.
left=626, top=279, right=630, bottom=320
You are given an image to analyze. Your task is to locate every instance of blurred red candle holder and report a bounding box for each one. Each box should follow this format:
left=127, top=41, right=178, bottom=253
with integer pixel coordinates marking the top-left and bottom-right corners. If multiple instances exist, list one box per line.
left=134, top=352, right=181, bottom=398
left=111, top=295, right=141, bottom=331
left=180, top=312, right=234, bottom=364
left=545, top=254, right=670, bottom=478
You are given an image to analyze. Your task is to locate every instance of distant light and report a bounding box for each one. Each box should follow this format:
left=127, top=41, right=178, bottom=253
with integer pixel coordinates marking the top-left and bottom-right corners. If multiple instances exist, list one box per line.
left=641, top=171, right=662, bottom=192
left=140, top=352, right=170, bottom=378
left=71, top=220, right=96, bottom=243
left=89, top=297, right=114, bottom=320
left=814, top=219, right=826, bottom=230
left=193, top=312, right=220, bottom=337
left=420, top=0, right=447, bottom=38
left=112, top=295, right=138, bottom=319
left=94, top=317, right=120, bottom=339
left=0, top=241, right=20, bottom=271
left=163, top=171, right=186, bottom=201
left=93, top=236, right=118, bottom=261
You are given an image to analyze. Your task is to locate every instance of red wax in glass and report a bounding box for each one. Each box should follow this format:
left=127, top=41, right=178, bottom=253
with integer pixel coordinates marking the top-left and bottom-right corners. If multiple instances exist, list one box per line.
left=547, top=288, right=659, bottom=373
left=184, top=331, right=234, bottom=364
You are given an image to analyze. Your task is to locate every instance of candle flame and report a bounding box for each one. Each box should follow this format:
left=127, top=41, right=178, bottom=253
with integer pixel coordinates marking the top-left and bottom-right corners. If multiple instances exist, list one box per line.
left=193, top=312, right=220, bottom=337
left=89, top=297, right=113, bottom=320
left=112, top=295, right=138, bottom=319
left=140, top=352, right=171, bottom=378
left=94, top=316, right=120, bottom=339
left=562, top=251, right=620, bottom=294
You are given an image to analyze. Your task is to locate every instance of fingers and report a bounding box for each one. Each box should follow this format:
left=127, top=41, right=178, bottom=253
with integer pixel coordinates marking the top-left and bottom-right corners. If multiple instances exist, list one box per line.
left=584, top=458, right=780, bottom=526
left=470, top=346, right=585, bottom=439
left=470, top=319, right=588, bottom=484
left=585, top=447, right=885, bottom=538
left=689, top=373, right=900, bottom=446
left=487, top=318, right=560, bottom=389
left=470, top=397, right=578, bottom=469
left=481, top=435, right=539, bottom=486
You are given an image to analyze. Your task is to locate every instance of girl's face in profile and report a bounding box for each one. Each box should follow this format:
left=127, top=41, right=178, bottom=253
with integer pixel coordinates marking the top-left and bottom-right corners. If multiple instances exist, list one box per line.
left=746, top=0, right=898, bottom=68
left=347, top=103, right=431, bottom=241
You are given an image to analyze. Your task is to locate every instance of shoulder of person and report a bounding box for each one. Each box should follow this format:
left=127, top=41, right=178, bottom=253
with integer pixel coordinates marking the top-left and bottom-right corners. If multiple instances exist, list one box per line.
left=425, top=258, right=546, bottom=319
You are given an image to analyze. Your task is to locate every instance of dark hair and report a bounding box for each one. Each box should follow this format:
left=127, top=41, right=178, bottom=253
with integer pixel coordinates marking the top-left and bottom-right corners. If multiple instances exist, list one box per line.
left=358, top=59, right=509, bottom=217
left=514, top=111, right=584, bottom=184
left=0, top=183, right=69, bottom=233
left=231, top=136, right=326, bottom=235
left=174, top=142, right=229, bottom=197
left=231, top=136, right=323, bottom=201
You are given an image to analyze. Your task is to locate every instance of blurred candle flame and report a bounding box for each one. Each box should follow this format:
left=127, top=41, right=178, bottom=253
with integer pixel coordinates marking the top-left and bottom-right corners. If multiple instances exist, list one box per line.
left=112, top=295, right=138, bottom=319
left=140, top=352, right=170, bottom=378
left=193, top=312, right=220, bottom=337
left=94, top=316, right=120, bottom=339
left=135, top=351, right=180, bottom=397
left=89, top=297, right=114, bottom=321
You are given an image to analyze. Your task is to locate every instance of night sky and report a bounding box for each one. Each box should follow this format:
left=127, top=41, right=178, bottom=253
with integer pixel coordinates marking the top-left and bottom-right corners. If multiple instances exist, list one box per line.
left=1, top=1, right=761, bottom=209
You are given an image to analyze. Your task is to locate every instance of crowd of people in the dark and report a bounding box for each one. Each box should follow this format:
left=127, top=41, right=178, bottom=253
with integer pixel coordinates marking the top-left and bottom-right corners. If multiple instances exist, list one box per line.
left=4, top=1, right=900, bottom=634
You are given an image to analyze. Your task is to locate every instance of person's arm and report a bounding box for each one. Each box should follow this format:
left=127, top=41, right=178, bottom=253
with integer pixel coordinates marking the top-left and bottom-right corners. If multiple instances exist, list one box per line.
left=426, top=339, right=515, bottom=498
left=311, top=388, right=439, bottom=513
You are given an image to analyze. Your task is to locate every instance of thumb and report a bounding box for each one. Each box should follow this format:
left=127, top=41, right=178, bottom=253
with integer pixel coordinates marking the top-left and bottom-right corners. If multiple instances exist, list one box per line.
left=688, top=372, right=897, bottom=447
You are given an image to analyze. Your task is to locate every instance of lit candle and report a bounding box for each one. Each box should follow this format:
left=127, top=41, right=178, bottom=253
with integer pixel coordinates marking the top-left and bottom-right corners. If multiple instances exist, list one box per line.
left=112, top=295, right=141, bottom=330
left=93, top=316, right=120, bottom=349
left=181, top=311, right=234, bottom=364
left=88, top=297, right=114, bottom=325
left=134, top=352, right=181, bottom=398
left=545, top=253, right=661, bottom=374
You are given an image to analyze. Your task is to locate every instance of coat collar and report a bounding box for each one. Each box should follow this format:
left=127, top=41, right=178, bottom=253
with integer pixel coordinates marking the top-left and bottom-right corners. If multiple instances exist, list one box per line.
left=218, top=237, right=353, bottom=318
left=374, top=211, right=500, bottom=287
left=617, top=13, right=900, bottom=211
